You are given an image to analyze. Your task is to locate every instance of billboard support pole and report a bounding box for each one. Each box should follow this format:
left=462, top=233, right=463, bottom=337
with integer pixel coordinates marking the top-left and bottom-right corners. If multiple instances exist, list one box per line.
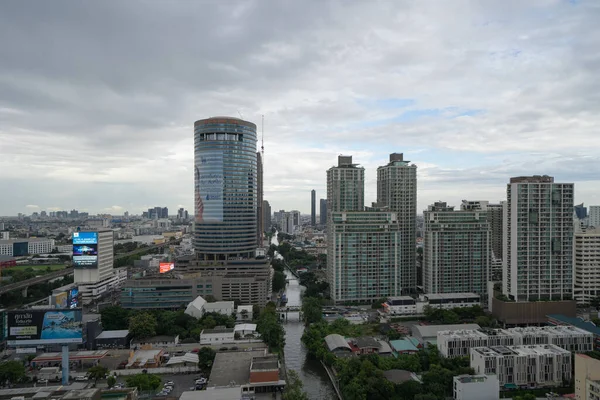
left=61, top=345, right=69, bottom=385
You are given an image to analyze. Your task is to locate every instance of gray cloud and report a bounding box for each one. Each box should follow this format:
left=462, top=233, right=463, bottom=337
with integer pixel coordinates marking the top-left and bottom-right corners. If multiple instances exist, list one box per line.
left=1, top=0, right=599, bottom=215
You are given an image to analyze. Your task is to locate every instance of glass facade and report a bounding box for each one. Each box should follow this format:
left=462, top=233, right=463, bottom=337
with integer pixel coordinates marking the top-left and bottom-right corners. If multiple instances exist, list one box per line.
left=194, top=117, right=258, bottom=259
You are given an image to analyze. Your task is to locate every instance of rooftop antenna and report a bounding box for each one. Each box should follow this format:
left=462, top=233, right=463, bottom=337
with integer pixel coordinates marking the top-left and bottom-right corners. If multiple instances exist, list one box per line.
left=238, top=110, right=243, bottom=119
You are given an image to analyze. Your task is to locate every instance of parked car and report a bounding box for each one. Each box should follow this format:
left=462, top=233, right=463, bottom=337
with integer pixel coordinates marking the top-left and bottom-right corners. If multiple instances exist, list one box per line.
left=165, top=381, right=175, bottom=386
left=38, top=379, right=48, bottom=384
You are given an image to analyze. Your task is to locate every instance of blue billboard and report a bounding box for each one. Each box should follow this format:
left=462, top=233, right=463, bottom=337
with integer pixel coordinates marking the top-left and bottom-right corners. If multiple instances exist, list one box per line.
left=7, top=309, right=83, bottom=345
left=72, top=232, right=98, bottom=268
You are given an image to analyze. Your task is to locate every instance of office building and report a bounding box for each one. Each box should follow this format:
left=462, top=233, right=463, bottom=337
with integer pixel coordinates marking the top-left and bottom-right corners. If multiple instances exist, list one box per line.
left=257, top=151, right=264, bottom=246
left=502, top=176, right=574, bottom=302
left=0, top=238, right=55, bottom=257
left=575, top=353, right=600, bottom=400
left=589, top=205, right=600, bottom=228
left=320, top=198, right=327, bottom=225
left=262, top=200, right=271, bottom=231
left=423, top=201, right=491, bottom=297
left=453, top=375, right=499, bottom=400
left=574, top=227, right=600, bottom=304
left=327, top=155, right=364, bottom=213
left=438, top=325, right=593, bottom=358
left=470, top=345, right=572, bottom=388
left=194, top=117, right=257, bottom=259
left=377, top=153, right=418, bottom=292
left=311, top=190, right=316, bottom=226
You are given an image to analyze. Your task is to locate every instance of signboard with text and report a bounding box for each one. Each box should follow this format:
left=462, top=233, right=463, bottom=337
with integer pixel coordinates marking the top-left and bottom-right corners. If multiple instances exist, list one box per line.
left=159, top=262, right=175, bottom=273
left=7, top=309, right=83, bottom=346
left=72, top=232, right=98, bottom=268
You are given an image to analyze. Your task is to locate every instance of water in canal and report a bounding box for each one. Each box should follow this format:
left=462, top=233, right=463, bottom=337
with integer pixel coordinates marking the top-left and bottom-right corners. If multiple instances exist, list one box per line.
left=272, top=234, right=336, bottom=400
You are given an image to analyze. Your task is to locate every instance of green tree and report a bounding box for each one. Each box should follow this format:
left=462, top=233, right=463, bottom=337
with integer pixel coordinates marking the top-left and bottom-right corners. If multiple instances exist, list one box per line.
left=129, top=312, right=157, bottom=339
left=125, top=374, right=161, bottom=391
left=107, top=376, right=117, bottom=388
left=282, top=370, right=309, bottom=400
left=301, top=297, right=323, bottom=324
left=257, top=307, right=285, bottom=352
left=100, top=305, right=130, bottom=330
left=87, top=365, right=109, bottom=383
left=273, top=271, right=287, bottom=292
left=514, top=394, right=536, bottom=400
left=0, top=361, right=26, bottom=384
left=197, top=347, right=216, bottom=372
left=591, top=296, right=600, bottom=310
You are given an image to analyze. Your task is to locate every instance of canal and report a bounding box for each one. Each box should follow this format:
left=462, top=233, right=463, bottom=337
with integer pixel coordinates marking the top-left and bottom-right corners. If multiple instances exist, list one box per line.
left=271, top=234, right=337, bottom=400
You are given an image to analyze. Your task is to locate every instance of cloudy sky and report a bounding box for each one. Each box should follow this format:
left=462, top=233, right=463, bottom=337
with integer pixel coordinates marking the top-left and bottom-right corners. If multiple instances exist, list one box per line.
left=1, top=0, right=599, bottom=216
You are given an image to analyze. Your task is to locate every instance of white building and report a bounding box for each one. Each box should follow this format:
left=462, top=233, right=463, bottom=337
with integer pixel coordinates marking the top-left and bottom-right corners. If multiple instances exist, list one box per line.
left=234, top=323, right=258, bottom=338
left=439, top=325, right=593, bottom=358
left=74, top=229, right=114, bottom=285
left=589, top=205, right=600, bottom=228
left=184, top=296, right=207, bottom=318
left=237, top=305, right=253, bottom=321
left=383, top=293, right=481, bottom=316
left=0, top=238, right=56, bottom=256
left=78, top=266, right=127, bottom=305
left=453, top=374, right=499, bottom=400
left=470, top=345, right=571, bottom=388
left=203, top=300, right=234, bottom=316
left=574, top=227, right=600, bottom=304
left=200, top=327, right=235, bottom=345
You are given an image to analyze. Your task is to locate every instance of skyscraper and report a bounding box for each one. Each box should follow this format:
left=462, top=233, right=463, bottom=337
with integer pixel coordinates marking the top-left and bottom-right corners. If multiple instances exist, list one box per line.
left=502, top=176, right=574, bottom=302
left=487, top=203, right=504, bottom=260
left=311, top=189, right=316, bottom=226
left=327, top=156, right=401, bottom=303
left=257, top=151, right=264, bottom=246
left=589, top=206, right=600, bottom=227
left=263, top=200, right=271, bottom=231
left=423, top=201, right=491, bottom=297
left=377, top=153, right=417, bottom=293
left=319, top=199, right=327, bottom=225
left=194, top=117, right=258, bottom=260
left=327, top=155, right=364, bottom=213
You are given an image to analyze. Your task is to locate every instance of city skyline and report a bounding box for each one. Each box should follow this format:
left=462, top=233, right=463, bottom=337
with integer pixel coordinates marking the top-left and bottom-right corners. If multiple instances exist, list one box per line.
left=1, top=2, right=600, bottom=215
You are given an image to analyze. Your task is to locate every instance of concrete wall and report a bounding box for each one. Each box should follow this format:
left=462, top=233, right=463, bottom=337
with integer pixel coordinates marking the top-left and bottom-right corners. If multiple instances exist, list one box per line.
left=492, top=297, right=576, bottom=325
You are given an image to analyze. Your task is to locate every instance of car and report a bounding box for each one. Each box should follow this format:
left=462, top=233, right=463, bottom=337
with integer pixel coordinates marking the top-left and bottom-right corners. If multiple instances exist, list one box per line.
left=195, top=378, right=207, bottom=385
left=164, top=386, right=173, bottom=391
left=75, top=376, right=88, bottom=381
left=219, top=347, right=228, bottom=351
left=38, top=379, right=48, bottom=384
left=191, top=348, right=200, bottom=353
left=230, top=346, right=238, bottom=350
left=165, top=381, right=175, bottom=386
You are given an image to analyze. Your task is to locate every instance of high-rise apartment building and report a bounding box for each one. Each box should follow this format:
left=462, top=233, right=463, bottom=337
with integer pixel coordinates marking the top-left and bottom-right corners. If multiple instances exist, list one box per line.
left=588, top=205, right=600, bottom=228
left=423, top=201, right=491, bottom=297
left=573, top=227, right=600, bottom=305
left=377, top=153, right=417, bottom=292
left=311, top=190, right=316, bottom=226
left=194, top=117, right=258, bottom=260
left=488, top=203, right=503, bottom=260
left=257, top=151, right=264, bottom=246
left=502, top=176, right=574, bottom=302
left=319, top=199, right=327, bottom=225
left=327, top=155, right=364, bottom=213
left=263, top=200, right=271, bottom=231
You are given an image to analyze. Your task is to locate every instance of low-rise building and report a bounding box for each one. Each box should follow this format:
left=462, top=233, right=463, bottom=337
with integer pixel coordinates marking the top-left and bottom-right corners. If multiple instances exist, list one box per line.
left=453, top=374, right=499, bottom=400
left=389, top=338, right=421, bottom=355
left=439, top=325, right=593, bottom=358
left=131, top=335, right=179, bottom=349
left=324, top=334, right=353, bottom=357
left=165, top=352, right=199, bottom=368
left=203, top=301, right=234, bottom=316
left=548, top=314, right=600, bottom=351
left=382, top=293, right=481, bottom=316
left=412, top=323, right=481, bottom=346
left=0, top=238, right=55, bottom=256
left=94, top=330, right=131, bottom=350
left=200, top=327, right=235, bottom=345
left=234, top=323, right=258, bottom=338
left=382, top=370, right=420, bottom=385
left=470, top=345, right=571, bottom=389
left=126, top=349, right=164, bottom=369
left=236, top=305, right=253, bottom=321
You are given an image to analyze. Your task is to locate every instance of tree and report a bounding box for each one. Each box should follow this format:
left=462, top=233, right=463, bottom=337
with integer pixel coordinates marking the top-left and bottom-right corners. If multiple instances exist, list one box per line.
left=107, top=376, right=117, bottom=388
left=125, top=374, right=161, bottom=391
left=273, top=271, right=287, bottom=292
left=129, top=312, right=157, bottom=339
left=257, top=307, right=285, bottom=352
left=100, top=305, right=130, bottom=330
left=301, top=297, right=323, bottom=324
left=87, top=365, right=109, bottom=383
left=591, top=296, right=600, bottom=310
left=282, top=370, right=309, bottom=400
left=371, top=298, right=386, bottom=309
left=0, top=361, right=26, bottom=384
left=197, top=347, right=216, bottom=372
left=514, top=394, right=536, bottom=400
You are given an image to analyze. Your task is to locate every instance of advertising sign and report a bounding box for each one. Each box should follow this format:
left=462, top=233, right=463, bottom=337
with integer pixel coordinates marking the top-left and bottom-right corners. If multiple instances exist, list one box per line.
left=7, top=309, right=83, bottom=345
left=195, top=152, right=224, bottom=222
left=72, top=232, right=98, bottom=268
left=159, top=262, right=175, bottom=274
left=53, top=292, right=68, bottom=309
left=16, top=347, right=37, bottom=354
left=68, top=288, right=79, bottom=309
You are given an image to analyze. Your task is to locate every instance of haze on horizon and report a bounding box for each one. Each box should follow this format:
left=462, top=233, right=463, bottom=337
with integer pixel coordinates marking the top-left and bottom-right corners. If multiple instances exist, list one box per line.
left=1, top=0, right=599, bottom=216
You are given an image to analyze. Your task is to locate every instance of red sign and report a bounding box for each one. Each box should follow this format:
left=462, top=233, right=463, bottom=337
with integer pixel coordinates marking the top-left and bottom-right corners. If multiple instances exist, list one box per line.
left=159, top=263, right=174, bottom=273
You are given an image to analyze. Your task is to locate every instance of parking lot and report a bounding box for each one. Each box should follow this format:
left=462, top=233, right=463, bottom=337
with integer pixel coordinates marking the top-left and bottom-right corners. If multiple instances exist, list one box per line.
left=114, top=374, right=207, bottom=398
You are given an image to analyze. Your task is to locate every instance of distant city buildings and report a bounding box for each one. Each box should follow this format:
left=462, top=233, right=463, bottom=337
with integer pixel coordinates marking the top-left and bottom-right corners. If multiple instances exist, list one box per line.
left=0, top=237, right=55, bottom=256
left=143, top=207, right=169, bottom=219
left=589, top=205, right=600, bottom=227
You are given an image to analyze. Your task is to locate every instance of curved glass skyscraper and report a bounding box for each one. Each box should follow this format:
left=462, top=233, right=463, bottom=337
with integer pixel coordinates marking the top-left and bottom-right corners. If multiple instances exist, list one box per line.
left=194, top=117, right=257, bottom=260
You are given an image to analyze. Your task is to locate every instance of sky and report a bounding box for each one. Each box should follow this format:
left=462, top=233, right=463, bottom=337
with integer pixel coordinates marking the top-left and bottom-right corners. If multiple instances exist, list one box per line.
left=1, top=0, right=599, bottom=216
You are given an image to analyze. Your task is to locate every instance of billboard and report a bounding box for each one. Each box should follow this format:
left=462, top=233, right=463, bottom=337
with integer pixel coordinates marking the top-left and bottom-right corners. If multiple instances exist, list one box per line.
left=195, top=152, right=224, bottom=222
left=7, top=309, right=83, bottom=345
left=159, top=262, right=174, bottom=273
left=68, top=288, right=79, bottom=309
left=72, top=232, right=98, bottom=268
left=53, top=292, right=68, bottom=308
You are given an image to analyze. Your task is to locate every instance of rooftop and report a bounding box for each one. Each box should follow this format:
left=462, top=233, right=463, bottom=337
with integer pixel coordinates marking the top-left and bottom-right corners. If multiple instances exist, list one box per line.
left=208, top=350, right=266, bottom=388
left=204, top=301, right=235, bottom=310
left=548, top=314, right=600, bottom=335
left=62, top=389, right=100, bottom=399
left=424, top=293, right=480, bottom=300
left=131, top=335, right=177, bottom=344
left=95, top=330, right=129, bottom=340
left=179, top=387, right=241, bottom=400
left=413, top=324, right=481, bottom=338
left=382, top=370, right=419, bottom=384
left=390, top=338, right=419, bottom=352
left=234, top=323, right=257, bottom=332
left=202, top=327, right=235, bottom=335
left=250, top=356, right=278, bottom=371
left=324, top=334, right=351, bottom=352
left=454, top=374, right=494, bottom=384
